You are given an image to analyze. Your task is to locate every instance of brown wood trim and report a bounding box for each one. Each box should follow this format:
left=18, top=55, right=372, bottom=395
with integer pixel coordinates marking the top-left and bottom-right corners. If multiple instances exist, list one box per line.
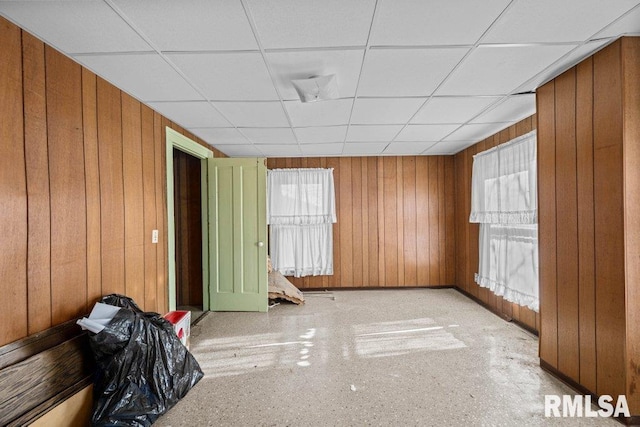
left=6, top=377, right=92, bottom=427
left=0, top=333, right=95, bottom=426
left=540, top=360, right=639, bottom=425
left=0, top=318, right=82, bottom=370
left=454, top=287, right=539, bottom=336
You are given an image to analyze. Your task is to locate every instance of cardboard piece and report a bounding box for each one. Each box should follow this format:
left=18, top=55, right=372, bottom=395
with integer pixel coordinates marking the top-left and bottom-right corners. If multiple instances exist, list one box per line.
left=268, top=270, right=305, bottom=305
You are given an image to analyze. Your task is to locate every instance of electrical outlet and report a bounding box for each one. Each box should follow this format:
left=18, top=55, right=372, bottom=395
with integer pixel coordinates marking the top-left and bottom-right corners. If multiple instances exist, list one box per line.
left=152, top=229, right=159, bottom=244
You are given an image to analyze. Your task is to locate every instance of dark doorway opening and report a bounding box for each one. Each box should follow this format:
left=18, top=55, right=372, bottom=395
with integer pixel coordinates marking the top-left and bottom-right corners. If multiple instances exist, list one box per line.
left=173, top=148, right=203, bottom=315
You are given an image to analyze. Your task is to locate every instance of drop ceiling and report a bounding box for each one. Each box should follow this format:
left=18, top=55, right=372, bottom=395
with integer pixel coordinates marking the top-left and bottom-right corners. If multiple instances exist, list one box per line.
left=1, top=0, right=639, bottom=157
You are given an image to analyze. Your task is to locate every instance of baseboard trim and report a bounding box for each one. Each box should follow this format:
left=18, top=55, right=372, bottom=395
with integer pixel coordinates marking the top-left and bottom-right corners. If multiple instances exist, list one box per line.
left=540, top=360, right=639, bottom=425
left=453, top=287, right=538, bottom=336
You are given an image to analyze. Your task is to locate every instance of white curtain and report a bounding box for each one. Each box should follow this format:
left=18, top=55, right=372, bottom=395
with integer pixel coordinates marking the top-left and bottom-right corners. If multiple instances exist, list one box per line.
left=268, top=168, right=336, bottom=277
left=470, top=130, right=539, bottom=312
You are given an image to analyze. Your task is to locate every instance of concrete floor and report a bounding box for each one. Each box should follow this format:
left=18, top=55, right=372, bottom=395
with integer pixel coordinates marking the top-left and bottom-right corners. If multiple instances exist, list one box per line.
left=156, top=289, right=617, bottom=426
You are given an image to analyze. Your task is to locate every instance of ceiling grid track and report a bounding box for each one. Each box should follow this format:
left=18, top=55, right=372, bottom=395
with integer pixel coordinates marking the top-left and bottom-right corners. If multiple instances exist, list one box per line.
left=340, top=0, right=382, bottom=155
left=102, top=0, right=266, bottom=156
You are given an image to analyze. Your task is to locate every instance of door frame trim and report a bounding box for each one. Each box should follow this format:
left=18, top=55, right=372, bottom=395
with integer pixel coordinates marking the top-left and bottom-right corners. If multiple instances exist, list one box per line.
left=165, top=127, right=213, bottom=312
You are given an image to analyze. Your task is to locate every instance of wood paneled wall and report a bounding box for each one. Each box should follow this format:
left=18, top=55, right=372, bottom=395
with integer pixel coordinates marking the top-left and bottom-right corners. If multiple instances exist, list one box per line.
left=453, top=116, right=540, bottom=333
left=266, top=156, right=456, bottom=289
left=0, top=16, right=223, bottom=347
left=537, top=38, right=640, bottom=415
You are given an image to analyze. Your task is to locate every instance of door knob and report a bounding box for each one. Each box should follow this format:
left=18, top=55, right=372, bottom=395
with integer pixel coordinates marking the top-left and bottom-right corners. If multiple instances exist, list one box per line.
left=257, top=241, right=264, bottom=247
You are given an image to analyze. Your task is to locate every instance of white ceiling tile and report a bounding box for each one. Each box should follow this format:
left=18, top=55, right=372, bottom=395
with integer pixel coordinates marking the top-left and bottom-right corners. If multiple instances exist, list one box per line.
left=396, top=124, right=460, bottom=142
left=424, top=141, right=476, bottom=155
left=0, top=1, right=151, bottom=54
left=444, top=123, right=505, bottom=142
left=148, top=101, right=230, bottom=127
left=411, top=97, right=500, bottom=124
left=300, top=143, right=345, bottom=156
left=436, top=44, right=576, bottom=96
left=261, top=144, right=302, bottom=157
left=471, top=95, right=535, bottom=124
left=214, top=144, right=264, bottom=157
left=351, top=98, right=425, bottom=124
left=371, top=0, right=510, bottom=46
left=167, top=52, right=278, bottom=101
left=522, top=39, right=612, bottom=91
left=188, top=127, right=250, bottom=145
left=213, top=102, right=289, bottom=127
left=240, top=128, right=297, bottom=144
left=596, top=5, right=640, bottom=38
left=358, top=48, right=469, bottom=97
left=285, top=99, right=353, bottom=127
left=342, top=142, right=389, bottom=155
left=295, top=126, right=347, bottom=143
left=483, top=0, right=640, bottom=44
left=76, top=53, right=203, bottom=101
left=384, top=141, right=437, bottom=155
left=245, top=0, right=376, bottom=49
left=266, top=49, right=364, bottom=100
left=346, top=125, right=402, bottom=142
left=111, top=0, right=258, bottom=51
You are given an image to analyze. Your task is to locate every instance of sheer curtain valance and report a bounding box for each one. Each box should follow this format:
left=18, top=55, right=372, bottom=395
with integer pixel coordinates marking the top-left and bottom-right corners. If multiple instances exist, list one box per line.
left=268, top=168, right=336, bottom=225
left=268, top=168, right=336, bottom=277
left=470, top=130, right=537, bottom=225
left=470, top=130, right=539, bottom=312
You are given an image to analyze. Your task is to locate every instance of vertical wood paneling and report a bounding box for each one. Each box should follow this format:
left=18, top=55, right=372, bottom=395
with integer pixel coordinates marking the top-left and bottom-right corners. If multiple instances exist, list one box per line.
left=97, top=78, right=125, bottom=296
left=327, top=157, right=341, bottom=287
left=444, top=157, right=455, bottom=285
left=537, top=81, right=558, bottom=366
left=454, top=153, right=465, bottom=290
left=453, top=117, right=538, bottom=329
left=157, top=115, right=170, bottom=312
left=533, top=40, right=640, bottom=413
left=465, top=147, right=479, bottom=297
left=416, top=157, right=430, bottom=285
left=438, top=158, right=446, bottom=285
left=367, top=157, right=379, bottom=286
left=121, top=94, right=145, bottom=305
left=141, top=105, right=157, bottom=312
left=45, top=47, right=87, bottom=324
left=593, top=41, right=626, bottom=398
left=428, top=157, right=440, bottom=285
left=377, top=158, right=386, bottom=285
left=576, top=57, right=597, bottom=392
left=403, top=157, right=417, bottom=285
left=360, top=158, right=370, bottom=286
left=351, top=158, right=363, bottom=287
left=0, top=17, right=28, bottom=345
left=396, top=157, right=405, bottom=286
left=383, top=157, right=398, bottom=286
left=81, top=69, right=102, bottom=307
left=268, top=155, right=455, bottom=289
left=555, top=68, right=580, bottom=381
left=0, top=16, right=223, bottom=346
left=22, top=32, right=51, bottom=334
left=622, top=37, right=640, bottom=414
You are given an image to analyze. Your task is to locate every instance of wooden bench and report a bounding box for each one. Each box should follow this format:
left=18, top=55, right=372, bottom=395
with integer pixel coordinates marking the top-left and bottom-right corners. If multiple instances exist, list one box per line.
left=0, top=320, right=95, bottom=426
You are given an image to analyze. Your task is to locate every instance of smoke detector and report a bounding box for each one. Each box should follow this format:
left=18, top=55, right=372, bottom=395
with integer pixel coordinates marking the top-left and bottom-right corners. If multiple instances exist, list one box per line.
left=291, top=74, right=339, bottom=103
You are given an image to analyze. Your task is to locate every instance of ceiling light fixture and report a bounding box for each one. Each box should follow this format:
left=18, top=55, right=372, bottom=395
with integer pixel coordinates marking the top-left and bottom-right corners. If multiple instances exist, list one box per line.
left=291, top=74, right=339, bottom=103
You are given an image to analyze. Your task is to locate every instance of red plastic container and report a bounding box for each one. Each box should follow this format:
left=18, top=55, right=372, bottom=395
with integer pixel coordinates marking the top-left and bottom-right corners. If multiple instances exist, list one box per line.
left=164, top=311, right=191, bottom=350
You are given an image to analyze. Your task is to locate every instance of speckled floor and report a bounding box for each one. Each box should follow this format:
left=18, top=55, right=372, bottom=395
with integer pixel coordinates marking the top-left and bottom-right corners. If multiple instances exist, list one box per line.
left=156, top=289, right=617, bottom=426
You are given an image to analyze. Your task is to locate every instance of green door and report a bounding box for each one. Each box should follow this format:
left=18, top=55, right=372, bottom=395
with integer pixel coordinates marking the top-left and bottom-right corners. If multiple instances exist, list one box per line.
left=208, top=158, right=268, bottom=312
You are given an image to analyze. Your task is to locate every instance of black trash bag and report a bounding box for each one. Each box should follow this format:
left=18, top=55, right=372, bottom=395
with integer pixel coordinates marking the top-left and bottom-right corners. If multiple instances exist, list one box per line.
left=88, top=294, right=204, bottom=426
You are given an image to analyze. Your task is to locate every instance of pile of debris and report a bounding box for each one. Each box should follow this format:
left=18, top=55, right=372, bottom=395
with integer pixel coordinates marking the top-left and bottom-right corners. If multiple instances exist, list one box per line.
left=267, top=257, right=304, bottom=305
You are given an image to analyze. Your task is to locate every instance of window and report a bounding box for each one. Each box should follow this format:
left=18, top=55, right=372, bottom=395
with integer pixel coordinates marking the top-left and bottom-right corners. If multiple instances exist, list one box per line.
left=267, top=169, right=336, bottom=277
left=470, top=131, right=539, bottom=311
